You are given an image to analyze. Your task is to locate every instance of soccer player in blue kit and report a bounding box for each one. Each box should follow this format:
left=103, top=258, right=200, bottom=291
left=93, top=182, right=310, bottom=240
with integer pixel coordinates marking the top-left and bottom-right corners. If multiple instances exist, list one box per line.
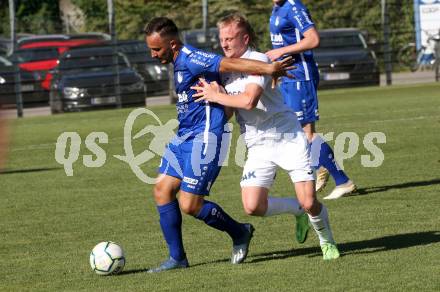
left=144, top=17, right=293, bottom=272
left=266, top=0, right=357, bottom=200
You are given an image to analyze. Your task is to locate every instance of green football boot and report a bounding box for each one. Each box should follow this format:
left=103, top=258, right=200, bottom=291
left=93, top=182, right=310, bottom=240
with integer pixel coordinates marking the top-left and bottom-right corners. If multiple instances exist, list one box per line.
left=321, top=243, right=340, bottom=260
left=295, top=213, right=310, bottom=244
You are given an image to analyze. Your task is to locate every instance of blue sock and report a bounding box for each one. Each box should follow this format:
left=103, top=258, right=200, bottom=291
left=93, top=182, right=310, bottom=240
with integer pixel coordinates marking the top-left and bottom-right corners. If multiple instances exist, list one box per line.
left=311, top=136, right=349, bottom=186
left=157, top=200, right=186, bottom=261
left=195, top=200, right=245, bottom=243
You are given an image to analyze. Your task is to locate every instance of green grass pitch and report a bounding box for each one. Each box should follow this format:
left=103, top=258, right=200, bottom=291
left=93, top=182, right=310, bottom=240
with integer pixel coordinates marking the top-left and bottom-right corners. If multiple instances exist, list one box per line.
left=1, top=82, right=440, bottom=291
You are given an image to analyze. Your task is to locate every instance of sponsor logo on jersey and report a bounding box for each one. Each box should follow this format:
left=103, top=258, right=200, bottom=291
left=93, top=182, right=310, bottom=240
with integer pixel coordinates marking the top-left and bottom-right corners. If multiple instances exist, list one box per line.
left=177, top=103, right=189, bottom=114
left=270, top=33, right=284, bottom=45
left=177, top=71, right=183, bottom=83
left=177, top=91, right=188, bottom=103
left=227, top=90, right=242, bottom=95
left=189, top=58, right=208, bottom=67
left=241, top=171, right=256, bottom=181
left=182, top=46, right=192, bottom=55
left=195, top=51, right=216, bottom=59
left=183, top=176, right=199, bottom=185
left=302, top=11, right=313, bottom=25
left=294, top=15, right=304, bottom=29
left=275, top=16, right=280, bottom=26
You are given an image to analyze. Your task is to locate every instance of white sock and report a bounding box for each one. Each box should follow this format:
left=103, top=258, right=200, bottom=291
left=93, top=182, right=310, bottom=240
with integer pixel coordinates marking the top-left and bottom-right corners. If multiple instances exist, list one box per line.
left=308, top=205, right=335, bottom=245
left=264, top=197, right=304, bottom=217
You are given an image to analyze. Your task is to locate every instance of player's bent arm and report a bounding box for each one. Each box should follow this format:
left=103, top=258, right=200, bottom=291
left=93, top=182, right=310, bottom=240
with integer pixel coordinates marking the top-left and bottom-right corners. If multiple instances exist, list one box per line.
left=213, top=84, right=262, bottom=110
left=192, top=80, right=263, bottom=110
left=266, top=28, right=320, bottom=61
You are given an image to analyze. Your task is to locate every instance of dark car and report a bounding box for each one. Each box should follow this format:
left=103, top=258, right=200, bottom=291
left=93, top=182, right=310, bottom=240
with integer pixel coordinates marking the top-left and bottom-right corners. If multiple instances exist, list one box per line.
left=182, top=27, right=379, bottom=89
left=0, top=56, right=46, bottom=107
left=50, top=46, right=146, bottom=113
left=314, top=28, right=380, bottom=89
left=116, top=40, right=169, bottom=96
left=182, top=28, right=222, bottom=54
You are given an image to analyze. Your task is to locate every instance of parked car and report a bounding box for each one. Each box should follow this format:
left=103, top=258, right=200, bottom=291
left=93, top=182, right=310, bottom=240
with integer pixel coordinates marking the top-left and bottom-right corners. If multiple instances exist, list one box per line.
left=0, top=56, right=46, bottom=107
left=12, top=36, right=107, bottom=92
left=182, top=27, right=379, bottom=89
left=49, top=46, right=146, bottom=113
left=314, top=28, right=380, bottom=89
left=116, top=40, right=169, bottom=96
left=182, top=28, right=222, bottom=54
left=16, top=33, right=110, bottom=47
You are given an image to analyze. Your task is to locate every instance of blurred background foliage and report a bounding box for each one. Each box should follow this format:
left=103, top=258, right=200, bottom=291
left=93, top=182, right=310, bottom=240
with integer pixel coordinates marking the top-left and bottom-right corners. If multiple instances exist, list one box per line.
left=0, top=0, right=415, bottom=54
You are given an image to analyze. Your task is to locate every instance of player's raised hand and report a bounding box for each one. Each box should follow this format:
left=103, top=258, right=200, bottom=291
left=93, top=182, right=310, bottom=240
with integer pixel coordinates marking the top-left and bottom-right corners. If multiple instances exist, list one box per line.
left=191, top=79, right=222, bottom=103
left=270, top=56, right=295, bottom=88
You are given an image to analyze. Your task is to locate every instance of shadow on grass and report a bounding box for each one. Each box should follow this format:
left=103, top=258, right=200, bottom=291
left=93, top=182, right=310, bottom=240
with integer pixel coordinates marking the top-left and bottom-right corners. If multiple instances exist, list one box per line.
left=117, top=231, right=440, bottom=274
left=0, top=167, right=61, bottom=175
left=247, top=230, right=440, bottom=263
left=118, top=269, right=148, bottom=275
left=355, top=178, right=440, bottom=196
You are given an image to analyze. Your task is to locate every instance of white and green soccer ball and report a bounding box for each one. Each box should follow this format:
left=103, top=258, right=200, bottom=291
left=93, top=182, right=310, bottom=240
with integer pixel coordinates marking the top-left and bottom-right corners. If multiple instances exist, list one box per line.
left=89, top=241, right=125, bottom=275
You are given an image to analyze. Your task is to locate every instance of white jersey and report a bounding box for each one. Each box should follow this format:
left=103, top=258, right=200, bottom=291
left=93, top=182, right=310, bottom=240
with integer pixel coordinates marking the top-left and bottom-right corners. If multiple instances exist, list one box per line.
left=221, top=49, right=302, bottom=147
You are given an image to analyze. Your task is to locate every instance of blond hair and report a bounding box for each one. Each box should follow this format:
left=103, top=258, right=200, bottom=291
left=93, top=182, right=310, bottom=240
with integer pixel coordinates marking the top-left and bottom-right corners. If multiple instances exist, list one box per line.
left=217, top=13, right=257, bottom=49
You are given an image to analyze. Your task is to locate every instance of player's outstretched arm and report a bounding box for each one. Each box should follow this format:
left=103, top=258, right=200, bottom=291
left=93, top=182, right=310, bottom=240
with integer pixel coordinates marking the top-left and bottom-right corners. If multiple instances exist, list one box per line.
left=219, top=56, right=294, bottom=88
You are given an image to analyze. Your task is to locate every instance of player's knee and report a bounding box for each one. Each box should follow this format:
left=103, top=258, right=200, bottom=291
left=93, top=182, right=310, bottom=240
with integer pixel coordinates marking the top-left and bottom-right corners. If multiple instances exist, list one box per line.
left=179, top=203, right=195, bottom=215
left=300, top=198, right=317, bottom=213
left=179, top=199, right=202, bottom=216
left=153, top=183, right=166, bottom=200
left=243, top=203, right=265, bottom=216
left=152, top=183, right=175, bottom=205
left=152, top=184, right=163, bottom=201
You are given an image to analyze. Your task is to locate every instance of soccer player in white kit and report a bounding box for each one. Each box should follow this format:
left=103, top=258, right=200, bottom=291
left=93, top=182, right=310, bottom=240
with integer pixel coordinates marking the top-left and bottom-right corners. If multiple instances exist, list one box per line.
left=192, top=13, right=340, bottom=260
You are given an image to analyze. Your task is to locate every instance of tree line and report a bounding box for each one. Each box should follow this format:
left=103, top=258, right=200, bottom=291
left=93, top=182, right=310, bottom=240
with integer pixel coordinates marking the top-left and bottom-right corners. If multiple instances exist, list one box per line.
left=0, top=0, right=415, bottom=58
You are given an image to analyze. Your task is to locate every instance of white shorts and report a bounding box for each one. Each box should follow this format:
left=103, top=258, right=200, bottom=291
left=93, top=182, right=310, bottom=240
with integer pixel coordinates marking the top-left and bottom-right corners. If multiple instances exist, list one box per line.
left=240, top=132, right=315, bottom=189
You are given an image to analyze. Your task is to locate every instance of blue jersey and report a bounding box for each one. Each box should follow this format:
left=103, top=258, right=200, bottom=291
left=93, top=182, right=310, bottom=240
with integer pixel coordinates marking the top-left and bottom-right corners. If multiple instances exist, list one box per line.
left=173, top=45, right=226, bottom=138
left=270, top=0, right=319, bottom=82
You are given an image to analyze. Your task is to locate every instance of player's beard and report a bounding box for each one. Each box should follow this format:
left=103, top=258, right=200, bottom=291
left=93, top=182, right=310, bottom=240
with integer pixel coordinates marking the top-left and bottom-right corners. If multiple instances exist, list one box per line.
left=160, top=49, right=174, bottom=64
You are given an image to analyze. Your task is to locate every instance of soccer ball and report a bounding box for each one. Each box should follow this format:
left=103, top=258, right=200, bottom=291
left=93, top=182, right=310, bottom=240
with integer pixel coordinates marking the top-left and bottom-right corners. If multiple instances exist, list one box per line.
left=89, top=241, right=125, bottom=275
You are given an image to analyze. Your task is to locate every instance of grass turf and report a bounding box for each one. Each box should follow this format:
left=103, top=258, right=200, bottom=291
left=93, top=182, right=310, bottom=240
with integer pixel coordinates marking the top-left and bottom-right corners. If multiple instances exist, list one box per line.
left=1, top=82, right=439, bottom=291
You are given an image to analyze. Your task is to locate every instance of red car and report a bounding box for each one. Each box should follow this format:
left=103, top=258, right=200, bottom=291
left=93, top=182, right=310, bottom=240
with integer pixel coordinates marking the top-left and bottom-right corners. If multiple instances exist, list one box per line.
left=16, top=38, right=105, bottom=91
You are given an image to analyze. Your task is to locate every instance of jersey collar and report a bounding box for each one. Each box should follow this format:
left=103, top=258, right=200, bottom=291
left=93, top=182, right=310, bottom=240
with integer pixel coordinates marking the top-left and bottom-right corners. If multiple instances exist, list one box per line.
left=240, top=48, right=253, bottom=59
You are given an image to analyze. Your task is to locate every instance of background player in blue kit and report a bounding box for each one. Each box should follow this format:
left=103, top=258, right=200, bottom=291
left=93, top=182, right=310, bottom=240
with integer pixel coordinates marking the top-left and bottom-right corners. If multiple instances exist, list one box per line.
left=144, top=17, right=293, bottom=272
left=266, top=0, right=357, bottom=200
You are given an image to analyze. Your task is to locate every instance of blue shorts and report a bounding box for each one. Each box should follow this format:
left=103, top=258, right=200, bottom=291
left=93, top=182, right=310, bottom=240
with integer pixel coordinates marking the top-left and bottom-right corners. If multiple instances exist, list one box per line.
left=279, top=80, right=319, bottom=125
left=158, top=134, right=224, bottom=196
